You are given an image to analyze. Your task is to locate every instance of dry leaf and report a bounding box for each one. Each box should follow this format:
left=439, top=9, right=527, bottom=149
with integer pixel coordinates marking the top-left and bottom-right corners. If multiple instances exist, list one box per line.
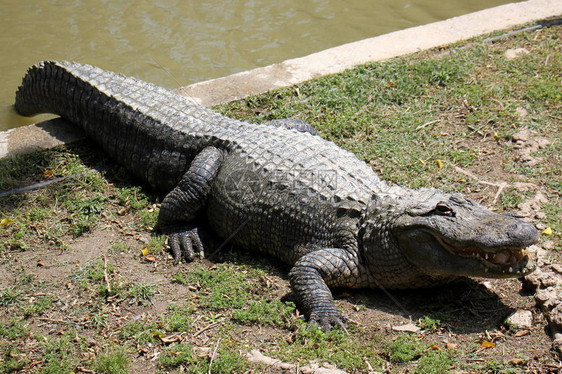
left=513, top=330, right=530, bottom=338
left=435, top=159, right=444, bottom=168
left=43, top=170, right=54, bottom=177
left=0, top=218, right=14, bottom=226
left=392, top=323, right=421, bottom=333
left=508, top=358, right=525, bottom=365
left=141, top=247, right=149, bottom=256
left=145, top=255, right=156, bottom=262
left=160, top=334, right=180, bottom=344
left=542, top=227, right=553, bottom=235
left=481, top=341, right=495, bottom=348
left=37, top=260, right=45, bottom=267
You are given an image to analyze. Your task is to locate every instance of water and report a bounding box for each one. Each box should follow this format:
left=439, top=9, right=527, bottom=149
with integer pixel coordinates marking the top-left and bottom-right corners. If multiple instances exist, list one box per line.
left=1, top=0, right=519, bottom=131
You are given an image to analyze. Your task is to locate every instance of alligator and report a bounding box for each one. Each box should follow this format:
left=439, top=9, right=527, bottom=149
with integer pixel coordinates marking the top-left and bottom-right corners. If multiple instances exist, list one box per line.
left=15, top=61, right=539, bottom=330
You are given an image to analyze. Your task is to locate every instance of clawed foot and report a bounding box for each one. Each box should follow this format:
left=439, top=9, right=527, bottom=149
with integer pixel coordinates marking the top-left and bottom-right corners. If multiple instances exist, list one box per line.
left=166, top=227, right=204, bottom=264
left=308, top=308, right=349, bottom=333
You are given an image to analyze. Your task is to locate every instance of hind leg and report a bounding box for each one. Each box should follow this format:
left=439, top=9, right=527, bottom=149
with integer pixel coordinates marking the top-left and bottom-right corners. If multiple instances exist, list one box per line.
left=157, top=146, right=224, bottom=264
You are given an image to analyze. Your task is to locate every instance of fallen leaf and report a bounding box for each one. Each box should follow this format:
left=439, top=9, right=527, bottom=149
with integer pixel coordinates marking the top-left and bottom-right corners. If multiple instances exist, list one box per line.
left=145, top=255, right=156, bottom=262
left=435, top=159, right=444, bottom=168
left=481, top=341, right=495, bottom=348
left=43, top=170, right=55, bottom=177
left=392, top=323, right=421, bottom=333
left=542, top=227, right=553, bottom=236
left=508, top=358, right=525, bottom=365
left=160, top=334, right=180, bottom=344
left=446, top=343, right=457, bottom=350
left=0, top=218, right=14, bottom=226
left=513, top=330, right=530, bottom=338
left=141, top=247, right=149, bottom=256
left=37, top=260, right=45, bottom=267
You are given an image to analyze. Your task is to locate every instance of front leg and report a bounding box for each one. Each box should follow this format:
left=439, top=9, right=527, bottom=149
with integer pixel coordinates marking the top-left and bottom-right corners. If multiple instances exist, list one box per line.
left=157, top=146, right=224, bottom=264
left=289, top=248, right=365, bottom=331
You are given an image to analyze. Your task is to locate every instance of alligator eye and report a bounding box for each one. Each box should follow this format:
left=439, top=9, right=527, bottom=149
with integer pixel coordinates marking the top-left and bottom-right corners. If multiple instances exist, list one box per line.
left=435, top=202, right=454, bottom=216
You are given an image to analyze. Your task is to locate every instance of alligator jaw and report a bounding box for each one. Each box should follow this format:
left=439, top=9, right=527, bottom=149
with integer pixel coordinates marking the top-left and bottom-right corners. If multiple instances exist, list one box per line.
left=434, top=234, right=535, bottom=276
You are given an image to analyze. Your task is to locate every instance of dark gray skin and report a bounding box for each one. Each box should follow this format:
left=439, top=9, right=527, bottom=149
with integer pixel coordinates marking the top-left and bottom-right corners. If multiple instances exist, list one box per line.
left=15, top=61, right=539, bottom=330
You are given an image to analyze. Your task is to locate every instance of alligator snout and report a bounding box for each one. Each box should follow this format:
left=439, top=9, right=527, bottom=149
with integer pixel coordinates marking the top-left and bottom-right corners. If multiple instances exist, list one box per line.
left=506, top=219, right=539, bottom=246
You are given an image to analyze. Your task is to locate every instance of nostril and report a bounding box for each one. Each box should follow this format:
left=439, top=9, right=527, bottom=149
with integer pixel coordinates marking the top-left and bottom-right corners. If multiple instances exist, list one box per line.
left=509, top=221, right=539, bottom=244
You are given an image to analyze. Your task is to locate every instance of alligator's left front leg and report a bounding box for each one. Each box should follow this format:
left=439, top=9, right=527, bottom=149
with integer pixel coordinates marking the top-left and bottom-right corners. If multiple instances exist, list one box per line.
left=289, top=247, right=366, bottom=331
left=157, top=146, right=224, bottom=264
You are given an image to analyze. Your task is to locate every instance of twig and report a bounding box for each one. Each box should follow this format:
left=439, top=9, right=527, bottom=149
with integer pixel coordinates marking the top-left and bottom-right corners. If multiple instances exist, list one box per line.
left=193, top=321, right=221, bottom=338
left=37, top=317, right=71, bottom=324
left=453, top=166, right=508, bottom=205
left=415, top=119, right=440, bottom=130
left=103, top=255, right=111, bottom=295
left=208, top=337, right=222, bottom=374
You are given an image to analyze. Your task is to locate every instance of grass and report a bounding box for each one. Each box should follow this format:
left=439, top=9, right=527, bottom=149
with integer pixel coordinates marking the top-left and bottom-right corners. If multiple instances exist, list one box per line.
left=0, top=22, right=560, bottom=373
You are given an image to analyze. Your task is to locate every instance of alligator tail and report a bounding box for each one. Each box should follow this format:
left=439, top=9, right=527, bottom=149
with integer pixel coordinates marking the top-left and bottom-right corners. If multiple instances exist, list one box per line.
left=14, top=61, right=193, bottom=190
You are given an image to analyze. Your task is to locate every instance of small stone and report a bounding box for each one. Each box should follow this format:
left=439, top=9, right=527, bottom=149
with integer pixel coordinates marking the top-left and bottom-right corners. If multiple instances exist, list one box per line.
left=550, top=263, right=562, bottom=274
left=506, top=309, right=533, bottom=329
left=515, top=106, right=529, bottom=119
left=505, top=48, right=530, bottom=60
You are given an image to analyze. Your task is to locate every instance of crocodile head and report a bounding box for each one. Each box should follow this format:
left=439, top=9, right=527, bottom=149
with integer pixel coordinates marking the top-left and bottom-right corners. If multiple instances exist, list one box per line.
left=364, top=188, right=538, bottom=279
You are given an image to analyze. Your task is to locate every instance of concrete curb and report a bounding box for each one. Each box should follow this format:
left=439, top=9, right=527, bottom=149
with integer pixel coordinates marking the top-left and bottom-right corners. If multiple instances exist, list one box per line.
left=1, top=0, right=560, bottom=159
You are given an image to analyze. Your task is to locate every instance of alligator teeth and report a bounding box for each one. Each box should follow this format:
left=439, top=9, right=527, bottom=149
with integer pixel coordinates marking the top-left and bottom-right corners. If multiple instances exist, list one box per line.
left=509, top=267, right=513, bottom=273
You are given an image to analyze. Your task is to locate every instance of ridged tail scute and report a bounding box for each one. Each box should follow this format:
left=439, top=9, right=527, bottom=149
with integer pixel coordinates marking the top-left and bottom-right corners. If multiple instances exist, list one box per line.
left=16, top=61, right=71, bottom=117
left=14, top=61, right=193, bottom=191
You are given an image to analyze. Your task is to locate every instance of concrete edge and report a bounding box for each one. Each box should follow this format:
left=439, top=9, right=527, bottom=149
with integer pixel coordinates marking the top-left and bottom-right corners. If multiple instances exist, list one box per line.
left=2, top=0, right=561, bottom=159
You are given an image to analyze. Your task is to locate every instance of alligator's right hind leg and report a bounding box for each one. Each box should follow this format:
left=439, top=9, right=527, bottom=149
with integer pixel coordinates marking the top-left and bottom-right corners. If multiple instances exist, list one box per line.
left=157, top=146, right=224, bottom=264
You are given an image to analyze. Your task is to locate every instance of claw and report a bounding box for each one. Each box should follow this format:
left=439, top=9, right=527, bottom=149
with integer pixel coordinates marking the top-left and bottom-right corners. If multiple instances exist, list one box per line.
left=308, top=309, right=349, bottom=333
left=166, top=227, right=204, bottom=264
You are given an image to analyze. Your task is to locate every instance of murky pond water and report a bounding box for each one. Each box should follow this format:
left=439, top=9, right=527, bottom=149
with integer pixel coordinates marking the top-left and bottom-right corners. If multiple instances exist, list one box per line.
left=1, top=0, right=519, bottom=130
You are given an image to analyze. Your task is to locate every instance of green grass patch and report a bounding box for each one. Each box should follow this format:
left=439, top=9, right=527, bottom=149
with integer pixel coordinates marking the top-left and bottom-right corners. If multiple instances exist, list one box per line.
left=160, top=343, right=195, bottom=367
left=232, top=299, right=295, bottom=328
left=93, top=346, right=130, bottom=374
left=184, top=263, right=265, bottom=310
left=276, top=323, right=384, bottom=371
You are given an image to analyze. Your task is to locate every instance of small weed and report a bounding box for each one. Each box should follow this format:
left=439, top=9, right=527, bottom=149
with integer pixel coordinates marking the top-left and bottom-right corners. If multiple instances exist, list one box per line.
left=145, top=234, right=167, bottom=253
left=232, top=299, right=295, bottom=328
left=116, top=186, right=150, bottom=211
left=414, top=350, right=455, bottom=374
left=93, top=346, right=130, bottom=374
left=110, top=240, right=129, bottom=253
left=419, top=315, right=441, bottom=332
left=120, top=320, right=163, bottom=344
left=208, top=350, right=248, bottom=374
left=475, top=359, right=519, bottom=373
left=39, top=335, right=78, bottom=374
left=126, top=282, right=157, bottom=305
left=186, top=263, right=264, bottom=310
left=0, top=318, right=30, bottom=339
left=0, top=287, right=22, bottom=307
left=498, top=188, right=527, bottom=212
left=385, top=334, right=424, bottom=363
left=278, top=322, right=384, bottom=371
left=0, top=346, right=29, bottom=372
left=22, top=295, right=53, bottom=317
left=85, top=258, right=116, bottom=282
left=162, top=304, right=194, bottom=333
left=159, top=343, right=195, bottom=367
